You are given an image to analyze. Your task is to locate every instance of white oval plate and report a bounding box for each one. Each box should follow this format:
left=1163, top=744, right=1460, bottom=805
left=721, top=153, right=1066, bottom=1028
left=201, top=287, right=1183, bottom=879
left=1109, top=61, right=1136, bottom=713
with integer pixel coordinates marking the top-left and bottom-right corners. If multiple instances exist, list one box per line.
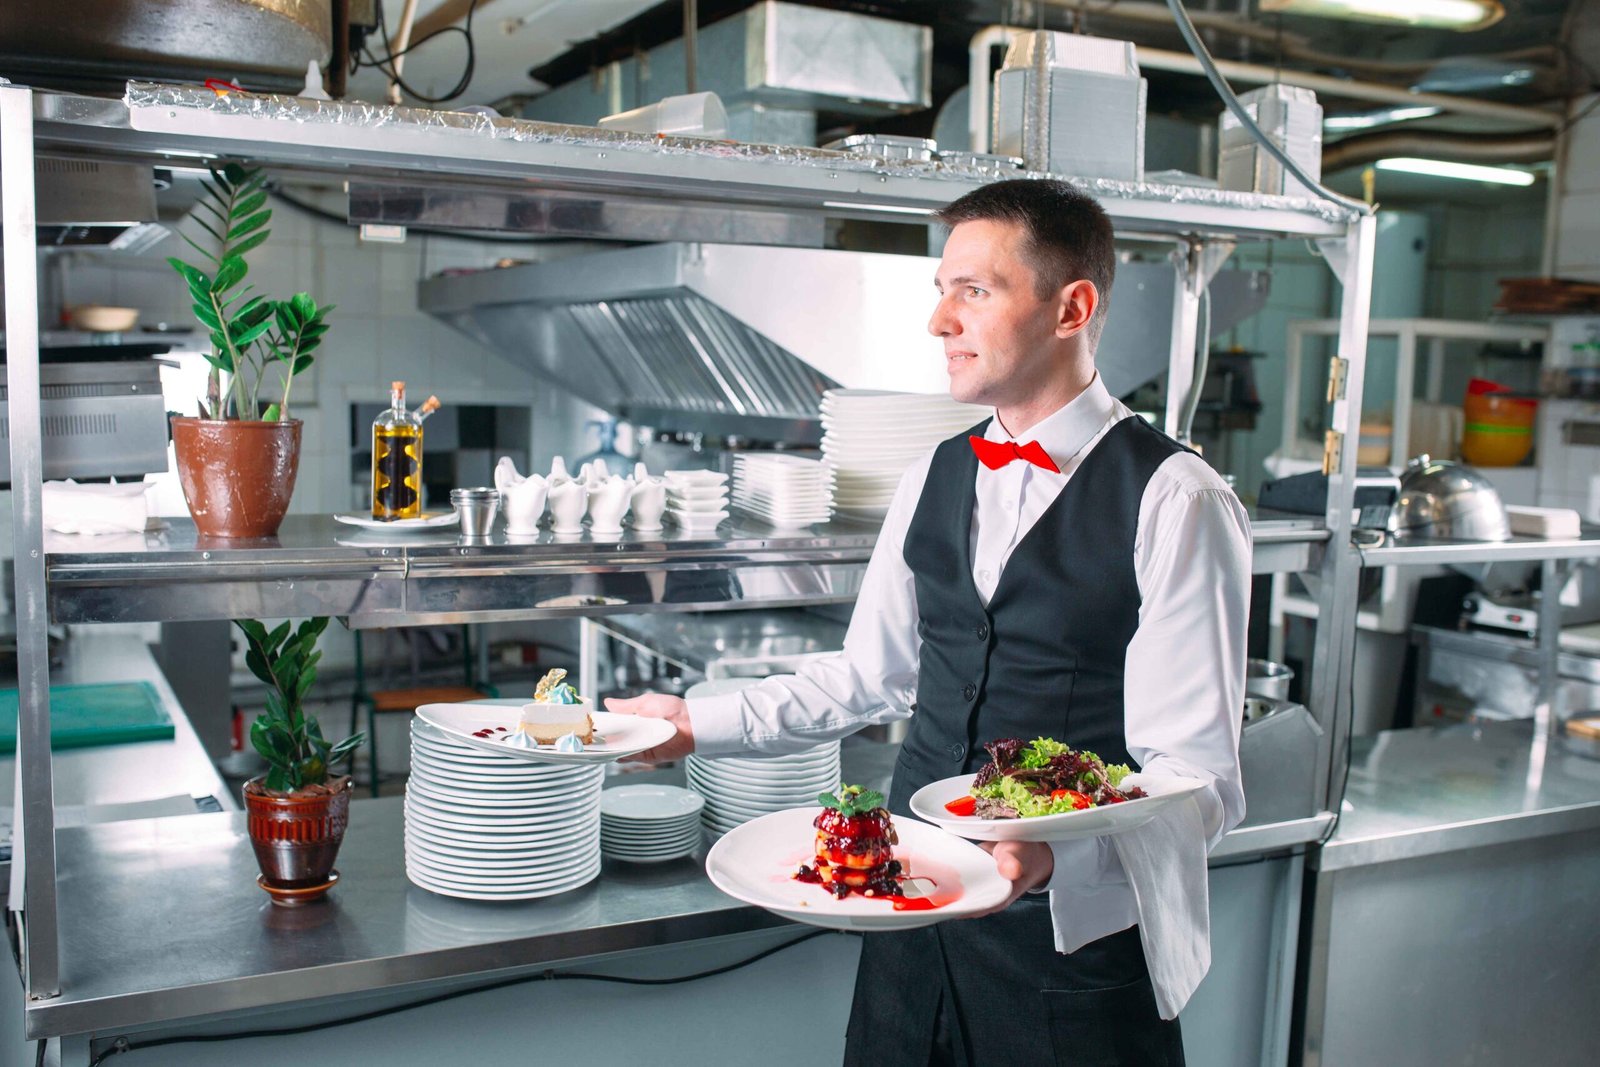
left=705, top=808, right=1009, bottom=931
left=334, top=511, right=460, bottom=530
left=416, top=703, right=675, bottom=764
left=908, top=773, right=1209, bottom=843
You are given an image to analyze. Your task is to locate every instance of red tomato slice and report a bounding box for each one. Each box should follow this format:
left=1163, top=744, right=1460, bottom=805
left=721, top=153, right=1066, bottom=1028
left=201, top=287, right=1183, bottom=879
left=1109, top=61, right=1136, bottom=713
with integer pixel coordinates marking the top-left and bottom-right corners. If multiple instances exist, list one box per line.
left=944, top=795, right=978, bottom=816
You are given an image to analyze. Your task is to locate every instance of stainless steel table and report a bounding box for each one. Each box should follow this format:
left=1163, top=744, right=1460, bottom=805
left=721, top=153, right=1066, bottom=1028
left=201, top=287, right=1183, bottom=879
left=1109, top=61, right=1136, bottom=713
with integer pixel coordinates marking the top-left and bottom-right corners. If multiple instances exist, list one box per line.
left=1300, top=720, right=1600, bottom=1064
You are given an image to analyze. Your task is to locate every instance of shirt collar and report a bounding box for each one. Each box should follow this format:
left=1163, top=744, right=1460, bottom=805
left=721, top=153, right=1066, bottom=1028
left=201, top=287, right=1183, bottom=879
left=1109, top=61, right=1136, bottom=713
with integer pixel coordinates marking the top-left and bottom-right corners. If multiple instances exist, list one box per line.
left=983, top=373, right=1116, bottom=470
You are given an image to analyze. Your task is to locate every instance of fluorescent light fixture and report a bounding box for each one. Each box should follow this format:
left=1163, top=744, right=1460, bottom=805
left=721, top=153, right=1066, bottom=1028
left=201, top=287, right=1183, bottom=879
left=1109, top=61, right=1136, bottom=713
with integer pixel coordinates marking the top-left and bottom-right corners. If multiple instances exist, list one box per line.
left=1324, top=106, right=1442, bottom=132
left=1375, top=157, right=1536, bottom=186
left=822, top=200, right=935, bottom=216
left=1260, top=0, right=1504, bottom=31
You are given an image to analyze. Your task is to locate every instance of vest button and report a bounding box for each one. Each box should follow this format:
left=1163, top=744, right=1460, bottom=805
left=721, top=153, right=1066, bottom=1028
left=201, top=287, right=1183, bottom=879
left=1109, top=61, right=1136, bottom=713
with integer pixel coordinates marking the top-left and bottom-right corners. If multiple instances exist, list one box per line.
left=975, top=622, right=989, bottom=641
left=962, top=683, right=976, bottom=701
left=948, top=743, right=966, bottom=761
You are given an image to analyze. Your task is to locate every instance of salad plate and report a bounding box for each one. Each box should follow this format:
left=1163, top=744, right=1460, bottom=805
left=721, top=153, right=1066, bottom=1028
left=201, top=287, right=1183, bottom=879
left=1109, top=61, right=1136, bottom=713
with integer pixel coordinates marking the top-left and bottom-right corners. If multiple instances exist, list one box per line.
left=705, top=808, right=1009, bottom=931
left=909, top=773, right=1209, bottom=843
left=415, top=702, right=675, bottom=764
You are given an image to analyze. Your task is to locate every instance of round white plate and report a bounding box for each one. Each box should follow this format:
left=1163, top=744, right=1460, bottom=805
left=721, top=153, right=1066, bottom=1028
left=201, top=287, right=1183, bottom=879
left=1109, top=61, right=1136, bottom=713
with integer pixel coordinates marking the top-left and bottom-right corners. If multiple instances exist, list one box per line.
left=690, top=744, right=840, bottom=767
left=406, top=838, right=596, bottom=872
left=908, top=773, right=1209, bottom=843
left=685, top=764, right=840, bottom=798
left=662, top=470, right=729, bottom=486
left=405, top=789, right=599, bottom=827
left=704, top=808, right=1009, bottom=931
left=601, top=825, right=701, bottom=843
left=599, top=785, right=705, bottom=821
left=334, top=511, right=460, bottom=530
left=407, top=856, right=601, bottom=894
left=406, top=868, right=599, bottom=901
left=416, top=703, right=675, bottom=764
left=410, top=763, right=601, bottom=794
left=406, top=779, right=601, bottom=812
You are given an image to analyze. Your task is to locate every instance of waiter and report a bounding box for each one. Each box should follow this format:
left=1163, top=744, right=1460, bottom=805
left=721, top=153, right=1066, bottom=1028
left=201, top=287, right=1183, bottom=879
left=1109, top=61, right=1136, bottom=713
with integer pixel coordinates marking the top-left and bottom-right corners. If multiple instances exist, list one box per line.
left=609, top=179, right=1248, bottom=1066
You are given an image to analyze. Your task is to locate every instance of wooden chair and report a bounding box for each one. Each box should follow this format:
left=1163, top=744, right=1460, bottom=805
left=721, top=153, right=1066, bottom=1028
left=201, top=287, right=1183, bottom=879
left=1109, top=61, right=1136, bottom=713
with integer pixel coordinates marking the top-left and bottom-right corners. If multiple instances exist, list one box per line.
left=349, top=625, right=498, bottom=797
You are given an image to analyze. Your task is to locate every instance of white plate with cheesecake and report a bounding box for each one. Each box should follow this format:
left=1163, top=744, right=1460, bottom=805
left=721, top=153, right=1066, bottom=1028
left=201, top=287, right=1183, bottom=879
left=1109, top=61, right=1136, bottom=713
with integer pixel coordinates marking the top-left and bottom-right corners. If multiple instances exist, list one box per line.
left=415, top=702, right=675, bottom=764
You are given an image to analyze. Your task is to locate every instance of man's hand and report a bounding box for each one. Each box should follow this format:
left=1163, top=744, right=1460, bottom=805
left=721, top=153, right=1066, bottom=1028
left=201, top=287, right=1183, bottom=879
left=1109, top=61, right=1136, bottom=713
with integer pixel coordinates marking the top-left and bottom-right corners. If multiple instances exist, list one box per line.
left=603, top=693, right=694, bottom=763
left=969, top=840, right=1054, bottom=916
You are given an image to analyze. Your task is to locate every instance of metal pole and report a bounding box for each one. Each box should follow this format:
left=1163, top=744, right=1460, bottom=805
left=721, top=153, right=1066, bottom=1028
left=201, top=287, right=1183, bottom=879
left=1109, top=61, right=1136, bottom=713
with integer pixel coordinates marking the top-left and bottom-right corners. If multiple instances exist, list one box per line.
left=684, top=0, right=698, bottom=95
left=1, top=82, right=62, bottom=999
left=1309, top=214, right=1377, bottom=812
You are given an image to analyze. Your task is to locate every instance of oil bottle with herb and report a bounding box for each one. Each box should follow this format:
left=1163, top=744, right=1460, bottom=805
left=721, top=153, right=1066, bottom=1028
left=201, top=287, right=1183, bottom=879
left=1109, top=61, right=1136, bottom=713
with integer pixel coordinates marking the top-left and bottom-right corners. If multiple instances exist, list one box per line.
left=371, top=380, right=423, bottom=519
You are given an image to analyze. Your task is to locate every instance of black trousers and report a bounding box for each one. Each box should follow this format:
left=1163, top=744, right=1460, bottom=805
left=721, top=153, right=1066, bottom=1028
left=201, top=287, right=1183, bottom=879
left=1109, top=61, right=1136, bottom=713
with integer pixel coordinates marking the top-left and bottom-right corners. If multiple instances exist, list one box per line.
left=842, top=899, right=1185, bottom=1067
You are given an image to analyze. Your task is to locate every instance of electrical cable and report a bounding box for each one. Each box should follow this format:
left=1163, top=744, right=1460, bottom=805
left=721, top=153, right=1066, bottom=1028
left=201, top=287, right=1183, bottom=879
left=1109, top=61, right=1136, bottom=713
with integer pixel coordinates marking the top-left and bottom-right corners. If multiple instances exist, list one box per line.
left=87, top=928, right=841, bottom=1066
left=1178, top=284, right=1211, bottom=446
left=356, top=0, right=481, bottom=104
left=1161, top=0, right=1372, bottom=217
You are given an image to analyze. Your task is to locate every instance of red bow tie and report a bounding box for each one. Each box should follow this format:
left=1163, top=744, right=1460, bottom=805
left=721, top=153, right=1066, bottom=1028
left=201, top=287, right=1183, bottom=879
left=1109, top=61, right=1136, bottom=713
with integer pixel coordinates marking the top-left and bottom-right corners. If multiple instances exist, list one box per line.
left=969, top=435, right=1061, bottom=474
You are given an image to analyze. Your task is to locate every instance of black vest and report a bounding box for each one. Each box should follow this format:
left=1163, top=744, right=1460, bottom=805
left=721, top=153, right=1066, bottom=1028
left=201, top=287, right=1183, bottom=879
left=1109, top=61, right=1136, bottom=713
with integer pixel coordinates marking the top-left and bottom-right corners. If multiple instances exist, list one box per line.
left=887, top=414, right=1188, bottom=815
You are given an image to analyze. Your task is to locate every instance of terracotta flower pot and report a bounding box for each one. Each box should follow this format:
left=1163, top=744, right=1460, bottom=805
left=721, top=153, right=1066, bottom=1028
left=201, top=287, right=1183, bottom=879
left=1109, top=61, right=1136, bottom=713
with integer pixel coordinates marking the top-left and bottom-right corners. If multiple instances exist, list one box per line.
left=243, top=776, right=352, bottom=905
left=170, top=417, right=302, bottom=538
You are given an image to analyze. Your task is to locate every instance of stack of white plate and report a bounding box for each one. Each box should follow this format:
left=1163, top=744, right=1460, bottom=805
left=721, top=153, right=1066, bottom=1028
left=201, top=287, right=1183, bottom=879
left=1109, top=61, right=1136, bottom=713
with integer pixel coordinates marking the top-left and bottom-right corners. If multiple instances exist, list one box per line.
left=404, top=718, right=604, bottom=900
left=730, top=453, right=834, bottom=528
left=663, top=470, right=729, bottom=533
left=686, top=742, right=843, bottom=839
left=600, top=784, right=705, bottom=863
left=820, top=390, right=989, bottom=520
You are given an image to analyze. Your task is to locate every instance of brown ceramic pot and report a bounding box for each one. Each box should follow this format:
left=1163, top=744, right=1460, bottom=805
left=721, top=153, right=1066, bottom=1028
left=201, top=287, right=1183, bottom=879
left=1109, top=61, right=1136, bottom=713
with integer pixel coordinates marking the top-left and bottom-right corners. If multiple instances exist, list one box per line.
left=243, top=776, right=352, bottom=904
left=170, top=417, right=301, bottom=538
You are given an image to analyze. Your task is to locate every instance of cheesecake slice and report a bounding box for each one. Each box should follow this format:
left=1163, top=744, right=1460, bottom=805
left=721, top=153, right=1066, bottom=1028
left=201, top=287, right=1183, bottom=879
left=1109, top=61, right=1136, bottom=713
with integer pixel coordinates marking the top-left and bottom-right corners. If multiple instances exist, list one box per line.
left=515, top=668, right=594, bottom=744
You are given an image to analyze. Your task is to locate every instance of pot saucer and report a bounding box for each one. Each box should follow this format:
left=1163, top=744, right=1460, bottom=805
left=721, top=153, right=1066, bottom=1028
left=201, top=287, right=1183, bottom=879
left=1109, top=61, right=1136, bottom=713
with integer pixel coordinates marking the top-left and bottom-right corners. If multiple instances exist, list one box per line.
left=258, top=869, right=339, bottom=907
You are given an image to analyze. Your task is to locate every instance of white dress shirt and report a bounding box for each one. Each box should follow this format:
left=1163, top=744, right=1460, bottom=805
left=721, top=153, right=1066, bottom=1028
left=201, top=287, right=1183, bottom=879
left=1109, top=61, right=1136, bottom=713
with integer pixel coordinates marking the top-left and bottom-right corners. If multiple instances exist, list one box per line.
left=688, top=374, right=1250, bottom=952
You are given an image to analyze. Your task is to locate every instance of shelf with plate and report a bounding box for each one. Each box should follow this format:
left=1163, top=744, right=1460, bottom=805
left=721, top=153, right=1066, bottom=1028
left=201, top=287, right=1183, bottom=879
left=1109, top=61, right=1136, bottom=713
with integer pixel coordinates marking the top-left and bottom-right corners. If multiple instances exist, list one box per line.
left=1357, top=528, right=1600, bottom=567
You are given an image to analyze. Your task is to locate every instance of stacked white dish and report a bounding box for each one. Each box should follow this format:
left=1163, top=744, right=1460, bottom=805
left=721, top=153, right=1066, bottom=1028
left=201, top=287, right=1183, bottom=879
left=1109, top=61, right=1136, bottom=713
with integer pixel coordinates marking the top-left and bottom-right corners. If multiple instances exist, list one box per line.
left=820, top=390, right=989, bottom=520
left=686, top=742, right=843, bottom=839
left=730, top=453, right=834, bottom=528
left=663, top=470, right=729, bottom=533
left=600, top=784, right=705, bottom=863
left=404, top=718, right=604, bottom=900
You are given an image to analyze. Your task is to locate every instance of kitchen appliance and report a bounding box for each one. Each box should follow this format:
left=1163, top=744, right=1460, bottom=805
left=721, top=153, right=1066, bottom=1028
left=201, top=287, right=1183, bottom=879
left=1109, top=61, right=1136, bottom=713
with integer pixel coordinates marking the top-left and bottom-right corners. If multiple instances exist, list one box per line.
left=1245, top=658, right=1295, bottom=701
left=0, top=357, right=170, bottom=485
left=1411, top=624, right=1600, bottom=724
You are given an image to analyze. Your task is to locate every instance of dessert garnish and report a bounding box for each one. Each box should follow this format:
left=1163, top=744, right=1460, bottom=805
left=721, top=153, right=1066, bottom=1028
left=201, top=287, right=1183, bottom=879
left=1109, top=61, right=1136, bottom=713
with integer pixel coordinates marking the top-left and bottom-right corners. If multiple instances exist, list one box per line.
left=951, top=737, right=1147, bottom=819
left=794, top=785, right=905, bottom=900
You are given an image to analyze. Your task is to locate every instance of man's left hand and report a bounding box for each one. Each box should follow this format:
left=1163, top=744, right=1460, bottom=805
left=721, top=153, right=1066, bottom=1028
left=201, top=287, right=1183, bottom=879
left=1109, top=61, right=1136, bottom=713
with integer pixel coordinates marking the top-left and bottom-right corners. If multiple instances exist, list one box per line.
left=969, top=840, right=1054, bottom=915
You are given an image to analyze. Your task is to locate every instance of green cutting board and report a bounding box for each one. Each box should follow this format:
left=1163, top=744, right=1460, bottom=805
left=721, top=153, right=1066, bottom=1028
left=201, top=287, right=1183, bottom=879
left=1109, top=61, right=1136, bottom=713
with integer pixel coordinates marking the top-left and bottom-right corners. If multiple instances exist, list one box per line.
left=0, top=682, right=174, bottom=753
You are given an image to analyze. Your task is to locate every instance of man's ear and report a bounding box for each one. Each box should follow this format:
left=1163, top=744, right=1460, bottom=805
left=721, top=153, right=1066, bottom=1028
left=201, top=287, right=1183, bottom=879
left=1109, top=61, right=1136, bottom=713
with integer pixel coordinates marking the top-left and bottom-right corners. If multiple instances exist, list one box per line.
left=1055, top=279, right=1099, bottom=339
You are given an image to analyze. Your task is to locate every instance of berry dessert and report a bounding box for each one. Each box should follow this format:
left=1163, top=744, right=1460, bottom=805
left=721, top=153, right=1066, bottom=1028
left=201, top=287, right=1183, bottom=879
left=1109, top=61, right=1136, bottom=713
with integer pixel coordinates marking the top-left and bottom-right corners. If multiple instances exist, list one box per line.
left=944, top=737, right=1148, bottom=819
left=795, top=785, right=904, bottom=899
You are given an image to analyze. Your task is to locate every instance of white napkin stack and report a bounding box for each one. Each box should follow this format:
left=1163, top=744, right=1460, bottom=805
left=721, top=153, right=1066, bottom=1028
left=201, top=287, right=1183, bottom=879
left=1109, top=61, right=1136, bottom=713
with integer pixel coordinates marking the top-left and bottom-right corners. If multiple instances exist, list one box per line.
left=1109, top=793, right=1210, bottom=1020
left=41, top=480, right=160, bottom=535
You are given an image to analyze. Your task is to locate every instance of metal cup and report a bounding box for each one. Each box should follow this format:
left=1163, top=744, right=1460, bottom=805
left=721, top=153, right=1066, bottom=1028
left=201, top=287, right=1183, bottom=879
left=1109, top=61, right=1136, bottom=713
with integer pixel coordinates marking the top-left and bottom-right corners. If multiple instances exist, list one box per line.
left=450, top=487, right=500, bottom=539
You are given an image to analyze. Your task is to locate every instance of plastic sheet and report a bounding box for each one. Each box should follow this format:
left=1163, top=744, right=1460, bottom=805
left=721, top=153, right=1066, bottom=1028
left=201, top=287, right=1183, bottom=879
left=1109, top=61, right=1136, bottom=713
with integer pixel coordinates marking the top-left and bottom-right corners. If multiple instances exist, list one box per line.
left=123, top=82, right=1355, bottom=224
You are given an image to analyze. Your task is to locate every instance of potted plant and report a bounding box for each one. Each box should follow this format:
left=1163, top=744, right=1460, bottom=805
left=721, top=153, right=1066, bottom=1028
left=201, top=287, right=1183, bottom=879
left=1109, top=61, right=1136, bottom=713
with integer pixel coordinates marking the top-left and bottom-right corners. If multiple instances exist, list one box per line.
left=166, top=163, right=334, bottom=538
left=237, top=617, right=365, bottom=906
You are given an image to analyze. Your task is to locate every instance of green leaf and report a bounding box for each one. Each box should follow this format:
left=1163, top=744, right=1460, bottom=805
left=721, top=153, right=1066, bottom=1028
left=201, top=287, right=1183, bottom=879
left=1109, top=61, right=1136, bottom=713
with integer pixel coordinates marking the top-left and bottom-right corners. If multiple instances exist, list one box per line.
left=191, top=301, right=222, bottom=332
left=227, top=209, right=270, bottom=242
left=297, top=756, right=326, bottom=785
left=180, top=229, right=220, bottom=263
left=221, top=162, right=249, bottom=189
left=167, top=258, right=209, bottom=290
left=264, top=767, right=291, bottom=794
left=212, top=255, right=246, bottom=293
left=233, top=316, right=273, bottom=349
left=289, top=292, right=316, bottom=322
left=328, top=733, right=366, bottom=765
left=261, top=403, right=281, bottom=422
left=200, top=177, right=228, bottom=208
left=818, top=792, right=840, bottom=809
left=209, top=344, right=233, bottom=373
left=229, top=228, right=271, bottom=260
left=274, top=304, right=297, bottom=338
left=292, top=356, right=315, bottom=375
left=233, top=189, right=268, bottom=219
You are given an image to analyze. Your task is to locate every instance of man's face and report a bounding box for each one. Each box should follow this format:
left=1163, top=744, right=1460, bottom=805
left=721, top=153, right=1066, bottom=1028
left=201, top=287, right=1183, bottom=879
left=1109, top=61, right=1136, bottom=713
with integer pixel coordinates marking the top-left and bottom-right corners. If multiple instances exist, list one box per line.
left=929, top=219, right=1063, bottom=410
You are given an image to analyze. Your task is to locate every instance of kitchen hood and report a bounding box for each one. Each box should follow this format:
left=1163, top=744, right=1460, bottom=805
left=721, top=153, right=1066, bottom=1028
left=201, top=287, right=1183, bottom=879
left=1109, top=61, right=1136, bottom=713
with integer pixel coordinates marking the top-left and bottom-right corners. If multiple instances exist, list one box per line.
left=30, top=158, right=166, bottom=251
left=420, top=242, right=1268, bottom=444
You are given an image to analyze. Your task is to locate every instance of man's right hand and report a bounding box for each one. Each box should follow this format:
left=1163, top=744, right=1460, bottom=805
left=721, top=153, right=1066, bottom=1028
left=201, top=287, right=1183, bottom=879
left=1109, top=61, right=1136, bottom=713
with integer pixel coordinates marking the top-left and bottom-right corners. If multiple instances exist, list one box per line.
left=603, top=692, right=694, bottom=763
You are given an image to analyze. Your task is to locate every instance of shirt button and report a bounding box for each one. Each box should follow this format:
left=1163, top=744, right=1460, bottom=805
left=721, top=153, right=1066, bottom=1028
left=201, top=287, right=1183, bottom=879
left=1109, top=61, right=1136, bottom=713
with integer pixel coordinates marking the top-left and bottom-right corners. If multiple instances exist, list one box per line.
left=978, top=569, right=992, bottom=583
left=962, top=683, right=976, bottom=701
left=1004, top=499, right=1016, bottom=512
left=975, top=623, right=989, bottom=641
left=948, top=743, right=967, bottom=761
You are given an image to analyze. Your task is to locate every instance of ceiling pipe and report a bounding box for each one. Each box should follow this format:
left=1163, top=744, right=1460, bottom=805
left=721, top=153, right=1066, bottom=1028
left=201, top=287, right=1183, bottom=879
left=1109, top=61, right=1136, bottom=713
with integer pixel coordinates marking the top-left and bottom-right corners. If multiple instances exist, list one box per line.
left=1322, top=130, right=1556, bottom=171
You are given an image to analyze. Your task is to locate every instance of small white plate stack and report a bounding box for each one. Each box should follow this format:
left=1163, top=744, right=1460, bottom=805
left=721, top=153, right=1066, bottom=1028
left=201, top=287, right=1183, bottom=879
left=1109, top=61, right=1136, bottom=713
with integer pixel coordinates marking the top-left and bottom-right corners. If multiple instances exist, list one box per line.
left=663, top=470, right=729, bottom=533
left=404, top=718, right=604, bottom=900
left=600, top=784, right=705, bottom=863
left=686, top=742, right=844, bottom=839
left=820, top=389, right=989, bottom=520
left=730, top=453, right=834, bottom=528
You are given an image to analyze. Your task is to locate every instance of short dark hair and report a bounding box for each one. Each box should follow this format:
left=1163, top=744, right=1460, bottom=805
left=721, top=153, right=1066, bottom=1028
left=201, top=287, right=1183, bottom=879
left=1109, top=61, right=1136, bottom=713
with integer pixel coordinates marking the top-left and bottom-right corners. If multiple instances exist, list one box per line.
left=934, top=179, right=1116, bottom=346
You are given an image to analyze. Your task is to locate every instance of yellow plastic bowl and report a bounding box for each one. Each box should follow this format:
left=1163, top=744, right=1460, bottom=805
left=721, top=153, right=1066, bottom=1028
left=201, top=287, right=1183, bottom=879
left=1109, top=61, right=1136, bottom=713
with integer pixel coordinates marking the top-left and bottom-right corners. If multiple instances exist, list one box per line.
left=1460, top=425, right=1533, bottom=467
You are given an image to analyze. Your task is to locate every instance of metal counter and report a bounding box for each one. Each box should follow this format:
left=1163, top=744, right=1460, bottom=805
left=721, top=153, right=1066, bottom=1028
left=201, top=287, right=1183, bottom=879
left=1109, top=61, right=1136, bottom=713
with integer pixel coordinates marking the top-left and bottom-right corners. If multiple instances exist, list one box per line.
left=1315, top=718, right=1600, bottom=871
left=29, top=734, right=1320, bottom=1043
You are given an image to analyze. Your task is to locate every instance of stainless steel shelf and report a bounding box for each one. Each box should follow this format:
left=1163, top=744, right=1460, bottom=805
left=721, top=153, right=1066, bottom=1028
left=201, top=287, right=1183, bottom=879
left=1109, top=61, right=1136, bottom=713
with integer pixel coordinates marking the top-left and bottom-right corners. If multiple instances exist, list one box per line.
left=47, top=514, right=1327, bottom=627
left=1357, top=528, right=1600, bottom=567
left=31, top=86, right=1355, bottom=240
left=1249, top=513, right=1329, bottom=575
